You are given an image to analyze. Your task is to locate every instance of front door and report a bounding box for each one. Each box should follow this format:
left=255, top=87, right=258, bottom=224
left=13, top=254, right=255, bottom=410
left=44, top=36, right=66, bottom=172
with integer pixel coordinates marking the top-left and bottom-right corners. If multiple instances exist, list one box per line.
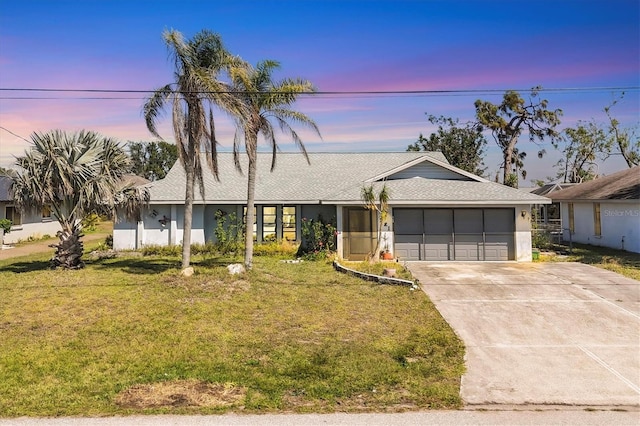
left=343, top=207, right=376, bottom=261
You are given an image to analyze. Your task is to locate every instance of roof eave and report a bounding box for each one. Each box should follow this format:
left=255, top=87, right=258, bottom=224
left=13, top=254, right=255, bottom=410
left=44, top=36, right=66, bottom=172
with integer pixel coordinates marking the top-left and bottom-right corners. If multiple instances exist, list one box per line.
left=325, top=199, right=550, bottom=206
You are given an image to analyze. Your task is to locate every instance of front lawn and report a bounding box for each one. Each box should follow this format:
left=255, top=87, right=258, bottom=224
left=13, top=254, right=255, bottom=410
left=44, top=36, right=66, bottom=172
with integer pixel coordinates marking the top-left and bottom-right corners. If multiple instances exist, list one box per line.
left=0, top=251, right=464, bottom=417
left=537, top=242, right=640, bottom=281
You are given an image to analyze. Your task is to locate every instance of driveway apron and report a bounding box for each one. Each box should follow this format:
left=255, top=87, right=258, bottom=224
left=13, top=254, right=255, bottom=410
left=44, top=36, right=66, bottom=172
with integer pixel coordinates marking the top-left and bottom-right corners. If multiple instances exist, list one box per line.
left=406, top=261, right=640, bottom=407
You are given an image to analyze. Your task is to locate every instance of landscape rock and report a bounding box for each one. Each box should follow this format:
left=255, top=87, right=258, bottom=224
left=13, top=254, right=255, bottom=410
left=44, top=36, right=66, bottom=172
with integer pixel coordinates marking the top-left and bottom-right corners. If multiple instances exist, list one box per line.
left=227, top=263, right=246, bottom=275
left=181, top=266, right=194, bottom=277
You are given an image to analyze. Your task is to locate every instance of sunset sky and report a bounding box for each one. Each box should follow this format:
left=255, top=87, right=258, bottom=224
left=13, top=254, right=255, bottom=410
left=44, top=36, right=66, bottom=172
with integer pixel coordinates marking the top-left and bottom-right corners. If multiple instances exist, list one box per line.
left=1, top=0, right=638, bottom=184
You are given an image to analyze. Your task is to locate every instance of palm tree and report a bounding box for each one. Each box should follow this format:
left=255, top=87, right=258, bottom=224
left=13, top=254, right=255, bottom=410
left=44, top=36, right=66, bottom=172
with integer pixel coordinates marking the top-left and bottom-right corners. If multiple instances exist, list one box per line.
left=11, top=130, right=144, bottom=269
left=143, top=29, right=244, bottom=269
left=361, top=183, right=390, bottom=263
left=230, top=60, right=321, bottom=269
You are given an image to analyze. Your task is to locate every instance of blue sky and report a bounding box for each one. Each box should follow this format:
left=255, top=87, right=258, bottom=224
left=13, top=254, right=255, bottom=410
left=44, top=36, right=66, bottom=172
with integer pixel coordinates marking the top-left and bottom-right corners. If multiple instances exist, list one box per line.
left=0, top=0, right=638, bottom=184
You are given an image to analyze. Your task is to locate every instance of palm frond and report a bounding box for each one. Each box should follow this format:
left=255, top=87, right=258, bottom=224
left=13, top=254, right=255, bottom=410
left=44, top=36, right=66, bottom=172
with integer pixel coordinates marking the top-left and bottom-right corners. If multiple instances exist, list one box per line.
left=12, top=130, right=138, bottom=234
left=143, top=84, right=173, bottom=138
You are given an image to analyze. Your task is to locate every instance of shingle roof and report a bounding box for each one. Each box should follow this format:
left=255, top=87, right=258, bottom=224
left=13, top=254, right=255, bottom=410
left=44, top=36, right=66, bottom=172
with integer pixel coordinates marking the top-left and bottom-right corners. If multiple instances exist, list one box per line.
left=530, top=183, right=577, bottom=196
left=326, top=177, right=549, bottom=205
left=0, top=176, right=12, bottom=202
left=148, top=152, right=549, bottom=205
left=550, top=167, right=640, bottom=201
left=117, top=174, right=151, bottom=190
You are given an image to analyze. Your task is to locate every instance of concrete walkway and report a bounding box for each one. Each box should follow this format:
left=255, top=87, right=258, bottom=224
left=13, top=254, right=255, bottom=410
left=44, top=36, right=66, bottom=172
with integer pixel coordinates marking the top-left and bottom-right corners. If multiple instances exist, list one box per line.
left=1, top=409, right=639, bottom=425
left=406, top=261, right=640, bottom=408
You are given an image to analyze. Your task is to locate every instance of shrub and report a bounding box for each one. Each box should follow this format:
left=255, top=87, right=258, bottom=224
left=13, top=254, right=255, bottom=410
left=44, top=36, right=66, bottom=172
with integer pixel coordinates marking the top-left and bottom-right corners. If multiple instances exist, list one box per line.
left=0, top=218, right=12, bottom=236
left=81, top=213, right=101, bottom=232
left=213, top=210, right=244, bottom=254
left=141, top=244, right=181, bottom=256
left=190, top=242, right=217, bottom=256
left=298, top=215, right=337, bottom=259
left=532, top=229, right=553, bottom=250
left=253, top=241, right=299, bottom=258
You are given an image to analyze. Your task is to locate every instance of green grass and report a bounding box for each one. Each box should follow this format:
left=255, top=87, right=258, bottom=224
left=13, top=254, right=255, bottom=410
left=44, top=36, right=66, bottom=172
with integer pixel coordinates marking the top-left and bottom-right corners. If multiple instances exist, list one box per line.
left=0, top=251, right=464, bottom=417
left=538, top=242, right=640, bottom=281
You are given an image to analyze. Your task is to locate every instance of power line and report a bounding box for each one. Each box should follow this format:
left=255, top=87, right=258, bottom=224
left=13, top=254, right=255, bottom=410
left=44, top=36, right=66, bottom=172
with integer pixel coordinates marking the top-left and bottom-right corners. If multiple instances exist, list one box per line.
left=0, top=126, right=30, bottom=143
left=0, top=86, right=637, bottom=100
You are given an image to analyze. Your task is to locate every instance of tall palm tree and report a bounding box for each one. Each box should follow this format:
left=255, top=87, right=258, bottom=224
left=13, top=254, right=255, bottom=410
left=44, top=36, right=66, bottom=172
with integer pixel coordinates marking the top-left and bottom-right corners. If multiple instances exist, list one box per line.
left=143, top=29, right=244, bottom=269
left=11, top=130, right=145, bottom=269
left=230, top=60, right=321, bottom=269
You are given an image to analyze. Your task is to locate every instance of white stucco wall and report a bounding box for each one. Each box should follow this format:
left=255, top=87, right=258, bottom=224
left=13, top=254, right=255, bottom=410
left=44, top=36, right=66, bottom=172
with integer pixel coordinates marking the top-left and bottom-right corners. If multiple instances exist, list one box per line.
left=561, top=201, right=640, bottom=253
left=142, top=205, right=172, bottom=246
left=113, top=214, right=138, bottom=250
left=515, top=206, right=534, bottom=261
left=182, top=204, right=206, bottom=245
left=2, top=220, right=62, bottom=244
left=0, top=204, right=61, bottom=244
left=112, top=202, right=541, bottom=262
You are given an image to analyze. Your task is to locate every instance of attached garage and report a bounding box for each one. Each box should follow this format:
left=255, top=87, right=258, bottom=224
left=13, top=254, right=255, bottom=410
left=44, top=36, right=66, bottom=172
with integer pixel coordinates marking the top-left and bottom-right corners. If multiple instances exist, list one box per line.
left=394, top=208, right=515, bottom=261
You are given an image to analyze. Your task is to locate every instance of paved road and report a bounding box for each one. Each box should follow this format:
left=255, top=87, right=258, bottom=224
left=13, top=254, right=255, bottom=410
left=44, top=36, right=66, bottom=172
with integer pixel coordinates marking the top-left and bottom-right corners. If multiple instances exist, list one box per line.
left=1, top=409, right=639, bottom=425
left=406, top=261, right=640, bottom=408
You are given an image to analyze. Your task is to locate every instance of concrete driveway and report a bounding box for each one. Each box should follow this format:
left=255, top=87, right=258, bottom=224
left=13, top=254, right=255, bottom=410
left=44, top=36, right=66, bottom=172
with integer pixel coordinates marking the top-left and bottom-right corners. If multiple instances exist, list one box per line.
left=406, top=261, right=640, bottom=408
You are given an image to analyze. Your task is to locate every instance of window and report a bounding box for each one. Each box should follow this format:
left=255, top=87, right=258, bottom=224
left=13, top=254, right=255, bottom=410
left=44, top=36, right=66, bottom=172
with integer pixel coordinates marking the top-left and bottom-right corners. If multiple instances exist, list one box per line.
left=568, top=203, right=574, bottom=233
left=594, top=203, right=601, bottom=236
left=42, top=205, right=52, bottom=220
left=262, top=206, right=277, bottom=241
left=283, top=206, right=297, bottom=241
left=5, top=206, right=22, bottom=226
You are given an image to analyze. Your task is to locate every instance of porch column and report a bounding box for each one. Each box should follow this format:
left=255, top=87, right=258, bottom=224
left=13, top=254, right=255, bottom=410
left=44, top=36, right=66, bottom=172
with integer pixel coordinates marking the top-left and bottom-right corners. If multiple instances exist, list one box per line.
left=336, top=205, right=344, bottom=259
left=136, top=220, right=143, bottom=249
left=170, top=204, right=177, bottom=245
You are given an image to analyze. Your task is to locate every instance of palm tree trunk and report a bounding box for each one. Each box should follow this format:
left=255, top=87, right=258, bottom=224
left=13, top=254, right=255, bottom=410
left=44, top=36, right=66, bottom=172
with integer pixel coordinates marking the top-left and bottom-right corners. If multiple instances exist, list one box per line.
left=372, top=212, right=382, bottom=263
left=50, top=224, right=84, bottom=269
left=244, top=149, right=257, bottom=270
left=182, top=162, right=194, bottom=269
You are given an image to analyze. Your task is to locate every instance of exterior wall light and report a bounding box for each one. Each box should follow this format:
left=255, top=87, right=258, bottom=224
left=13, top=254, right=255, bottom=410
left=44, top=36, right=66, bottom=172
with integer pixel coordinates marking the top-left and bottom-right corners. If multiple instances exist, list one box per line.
left=159, top=215, right=170, bottom=227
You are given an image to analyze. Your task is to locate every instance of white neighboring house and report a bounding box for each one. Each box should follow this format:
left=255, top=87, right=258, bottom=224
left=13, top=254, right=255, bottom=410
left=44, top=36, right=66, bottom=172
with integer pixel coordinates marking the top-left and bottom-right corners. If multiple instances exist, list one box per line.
left=551, top=166, right=640, bottom=254
left=113, top=152, right=551, bottom=262
left=0, top=176, right=61, bottom=245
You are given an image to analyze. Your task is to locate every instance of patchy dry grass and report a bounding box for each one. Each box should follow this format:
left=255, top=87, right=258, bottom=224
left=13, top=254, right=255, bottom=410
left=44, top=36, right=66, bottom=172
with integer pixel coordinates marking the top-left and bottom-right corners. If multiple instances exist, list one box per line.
left=539, top=242, right=640, bottom=281
left=0, top=252, right=464, bottom=417
left=115, top=380, right=246, bottom=409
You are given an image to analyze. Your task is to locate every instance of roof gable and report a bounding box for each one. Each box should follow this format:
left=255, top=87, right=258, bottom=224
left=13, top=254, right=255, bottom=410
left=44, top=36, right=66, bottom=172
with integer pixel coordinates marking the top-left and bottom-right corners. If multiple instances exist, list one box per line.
left=368, top=155, right=487, bottom=182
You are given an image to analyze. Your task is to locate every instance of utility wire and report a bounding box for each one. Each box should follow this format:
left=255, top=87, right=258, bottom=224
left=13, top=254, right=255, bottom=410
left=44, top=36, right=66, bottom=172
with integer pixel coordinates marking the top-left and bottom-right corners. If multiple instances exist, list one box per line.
left=0, top=126, right=30, bottom=143
left=0, top=86, right=638, bottom=99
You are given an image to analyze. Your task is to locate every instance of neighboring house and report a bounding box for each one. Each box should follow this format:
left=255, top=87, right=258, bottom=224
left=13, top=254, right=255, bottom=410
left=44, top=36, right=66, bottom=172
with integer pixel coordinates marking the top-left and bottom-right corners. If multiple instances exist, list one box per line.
left=528, top=183, right=577, bottom=234
left=0, top=176, right=61, bottom=244
left=550, top=166, right=640, bottom=254
left=113, top=152, right=550, bottom=261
